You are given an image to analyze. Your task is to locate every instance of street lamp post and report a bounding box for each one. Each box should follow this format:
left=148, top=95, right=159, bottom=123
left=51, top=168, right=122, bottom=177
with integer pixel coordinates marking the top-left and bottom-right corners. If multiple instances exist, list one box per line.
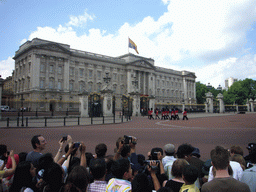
left=103, top=72, right=111, bottom=86
left=21, top=94, right=25, bottom=127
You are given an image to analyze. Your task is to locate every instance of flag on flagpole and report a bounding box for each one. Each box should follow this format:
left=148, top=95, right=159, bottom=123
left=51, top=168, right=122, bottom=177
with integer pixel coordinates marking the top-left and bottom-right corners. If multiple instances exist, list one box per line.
left=128, top=37, right=139, bottom=54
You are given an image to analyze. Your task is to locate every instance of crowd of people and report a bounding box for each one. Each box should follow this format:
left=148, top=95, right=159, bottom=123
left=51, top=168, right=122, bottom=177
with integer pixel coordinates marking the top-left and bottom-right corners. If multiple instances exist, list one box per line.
left=146, top=108, right=188, bottom=121
left=0, top=135, right=255, bottom=192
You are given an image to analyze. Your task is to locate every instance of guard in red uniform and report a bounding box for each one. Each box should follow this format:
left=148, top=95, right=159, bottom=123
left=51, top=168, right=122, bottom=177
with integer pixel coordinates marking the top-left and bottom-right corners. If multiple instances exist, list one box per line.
left=183, top=108, right=188, bottom=120
left=175, top=108, right=180, bottom=120
left=170, top=108, right=175, bottom=120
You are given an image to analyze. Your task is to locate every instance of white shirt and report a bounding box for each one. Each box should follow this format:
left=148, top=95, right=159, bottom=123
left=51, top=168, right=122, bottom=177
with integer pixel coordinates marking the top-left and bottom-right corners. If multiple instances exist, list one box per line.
left=208, top=161, right=243, bottom=182
left=163, top=156, right=177, bottom=180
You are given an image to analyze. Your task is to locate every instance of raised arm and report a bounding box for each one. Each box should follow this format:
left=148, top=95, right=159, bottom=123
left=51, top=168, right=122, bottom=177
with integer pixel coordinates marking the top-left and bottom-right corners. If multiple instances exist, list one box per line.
left=79, top=142, right=86, bottom=167
left=3, top=150, right=16, bottom=178
left=147, top=161, right=161, bottom=191
left=113, top=140, right=124, bottom=161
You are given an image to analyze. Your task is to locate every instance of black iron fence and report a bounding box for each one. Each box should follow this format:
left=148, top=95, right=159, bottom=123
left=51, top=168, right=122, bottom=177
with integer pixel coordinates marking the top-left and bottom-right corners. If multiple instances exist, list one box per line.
left=1, top=114, right=129, bottom=128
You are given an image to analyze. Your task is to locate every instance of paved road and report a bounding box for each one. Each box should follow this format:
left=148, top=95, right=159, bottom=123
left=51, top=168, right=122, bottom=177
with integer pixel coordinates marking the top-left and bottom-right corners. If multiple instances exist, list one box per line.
left=0, top=112, right=255, bottom=161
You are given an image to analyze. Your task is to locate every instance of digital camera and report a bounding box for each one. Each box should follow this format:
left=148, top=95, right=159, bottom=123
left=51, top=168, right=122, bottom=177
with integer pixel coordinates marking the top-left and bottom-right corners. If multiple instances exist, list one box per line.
left=123, top=135, right=137, bottom=144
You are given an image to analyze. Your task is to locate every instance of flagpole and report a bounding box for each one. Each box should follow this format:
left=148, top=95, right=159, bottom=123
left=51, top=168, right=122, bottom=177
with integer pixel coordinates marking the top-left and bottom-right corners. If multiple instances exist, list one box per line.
left=128, top=37, right=129, bottom=54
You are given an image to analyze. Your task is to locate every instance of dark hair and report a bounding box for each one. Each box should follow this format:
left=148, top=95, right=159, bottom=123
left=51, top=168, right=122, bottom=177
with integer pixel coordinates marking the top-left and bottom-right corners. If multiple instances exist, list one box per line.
left=89, top=158, right=106, bottom=180
left=137, top=154, right=145, bottom=166
left=182, top=165, right=198, bottom=184
left=65, top=166, right=89, bottom=192
left=121, top=145, right=131, bottom=158
left=111, top=158, right=130, bottom=179
left=95, top=143, right=107, bottom=158
left=18, top=152, right=28, bottom=163
left=176, top=144, right=194, bottom=158
left=68, top=157, right=80, bottom=174
left=171, top=159, right=189, bottom=178
left=150, top=148, right=163, bottom=160
left=38, top=153, right=54, bottom=170
left=0, top=144, right=7, bottom=156
left=9, top=161, right=34, bottom=192
left=132, top=173, right=151, bottom=192
left=43, top=162, right=63, bottom=192
left=31, top=135, right=41, bottom=149
left=86, top=152, right=94, bottom=167
left=210, top=146, right=229, bottom=170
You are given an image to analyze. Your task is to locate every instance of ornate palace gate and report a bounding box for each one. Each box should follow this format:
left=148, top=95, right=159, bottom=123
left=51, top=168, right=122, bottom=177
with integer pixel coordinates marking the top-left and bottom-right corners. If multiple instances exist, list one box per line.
left=88, top=93, right=102, bottom=117
left=140, top=95, right=149, bottom=116
left=122, top=95, right=133, bottom=117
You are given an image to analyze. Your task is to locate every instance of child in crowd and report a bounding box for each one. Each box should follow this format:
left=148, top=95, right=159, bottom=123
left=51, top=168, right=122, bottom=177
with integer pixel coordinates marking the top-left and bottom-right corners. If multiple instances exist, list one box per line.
left=180, top=165, right=200, bottom=192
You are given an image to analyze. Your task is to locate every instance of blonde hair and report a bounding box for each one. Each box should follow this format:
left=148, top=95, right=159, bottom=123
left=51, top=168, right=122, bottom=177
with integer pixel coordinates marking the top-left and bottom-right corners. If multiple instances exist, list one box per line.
left=231, top=154, right=246, bottom=170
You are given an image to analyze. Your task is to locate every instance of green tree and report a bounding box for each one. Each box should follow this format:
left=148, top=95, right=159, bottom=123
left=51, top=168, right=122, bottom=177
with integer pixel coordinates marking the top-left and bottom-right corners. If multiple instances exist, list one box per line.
left=196, top=82, right=208, bottom=104
left=241, top=78, right=256, bottom=100
left=225, top=81, right=247, bottom=105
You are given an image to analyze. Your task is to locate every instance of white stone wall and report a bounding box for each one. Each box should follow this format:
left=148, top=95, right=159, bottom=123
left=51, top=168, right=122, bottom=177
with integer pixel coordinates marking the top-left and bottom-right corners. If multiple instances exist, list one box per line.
left=12, top=38, right=196, bottom=112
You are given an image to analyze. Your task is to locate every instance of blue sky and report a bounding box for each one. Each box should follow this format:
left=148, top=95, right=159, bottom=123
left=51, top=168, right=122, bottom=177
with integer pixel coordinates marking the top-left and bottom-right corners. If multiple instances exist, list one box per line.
left=1, top=0, right=256, bottom=88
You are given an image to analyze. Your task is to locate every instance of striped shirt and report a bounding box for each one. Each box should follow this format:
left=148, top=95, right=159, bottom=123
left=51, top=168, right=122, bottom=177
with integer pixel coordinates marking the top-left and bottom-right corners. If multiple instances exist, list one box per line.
left=106, top=178, right=131, bottom=192
left=87, top=180, right=107, bottom=192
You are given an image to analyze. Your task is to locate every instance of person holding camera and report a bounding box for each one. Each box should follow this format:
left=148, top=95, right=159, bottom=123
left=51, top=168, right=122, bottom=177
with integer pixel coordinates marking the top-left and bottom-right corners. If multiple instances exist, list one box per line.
left=113, top=136, right=137, bottom=161
left=147, top=148, right=168, bottom=190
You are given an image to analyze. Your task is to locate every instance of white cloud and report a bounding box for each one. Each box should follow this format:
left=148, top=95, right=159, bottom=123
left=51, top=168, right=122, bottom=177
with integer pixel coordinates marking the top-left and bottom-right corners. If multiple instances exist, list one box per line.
left=3, top=0, right=255, bottom=88
left=186, top=54, right=256, bottom=88
left=66, top=10, right=95, bottom=27
left=0, top=56, right=14, bottom=79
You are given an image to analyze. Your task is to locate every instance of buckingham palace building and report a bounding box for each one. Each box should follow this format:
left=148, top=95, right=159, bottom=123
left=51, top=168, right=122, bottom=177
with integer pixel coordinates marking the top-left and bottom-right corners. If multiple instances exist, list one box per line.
left=12, top=38, right=196, bottom=113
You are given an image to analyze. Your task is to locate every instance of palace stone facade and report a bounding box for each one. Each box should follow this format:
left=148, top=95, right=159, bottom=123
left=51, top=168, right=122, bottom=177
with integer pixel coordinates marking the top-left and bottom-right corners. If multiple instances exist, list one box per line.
left=13, top=38, right=196, bottom=112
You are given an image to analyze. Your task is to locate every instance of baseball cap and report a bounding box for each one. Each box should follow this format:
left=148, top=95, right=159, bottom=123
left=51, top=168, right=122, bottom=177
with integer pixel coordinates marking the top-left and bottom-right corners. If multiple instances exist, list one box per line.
left=164, top=144, right=175, bottom=154
left=192, top=147, right=201, bottom=158
left=247, top=143, right=256, bottom=149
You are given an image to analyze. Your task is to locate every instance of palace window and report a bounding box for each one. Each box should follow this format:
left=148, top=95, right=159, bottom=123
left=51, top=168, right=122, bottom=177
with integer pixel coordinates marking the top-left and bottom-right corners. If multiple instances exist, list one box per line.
left=97, top=71, right=101, bottom=80
left=79, top=82, right=85, bottom=92
left=69, top=82, right=73, bottom=91
left=89, top=70, right=93, bottom=79
left=58, top=66, right=62, bottom=74
left=40, top=79, right=44, bottom=89
left=80, top=69, right=84, bottom=77
left=97, top=83, right=101, bottom=92
left=58, top=81, right=62, bottom=90
left=70, top=67, right=74, bottom=76
left=49, top=79, right=54, bottom=89
left=40, top=64, right=45, bottom=72
left=50, top=65, right=54, bottom=73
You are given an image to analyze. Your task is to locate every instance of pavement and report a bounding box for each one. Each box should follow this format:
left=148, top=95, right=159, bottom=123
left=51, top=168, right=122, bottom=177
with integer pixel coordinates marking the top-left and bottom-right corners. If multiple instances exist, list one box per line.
left=0, top=112, right=255, bottom=161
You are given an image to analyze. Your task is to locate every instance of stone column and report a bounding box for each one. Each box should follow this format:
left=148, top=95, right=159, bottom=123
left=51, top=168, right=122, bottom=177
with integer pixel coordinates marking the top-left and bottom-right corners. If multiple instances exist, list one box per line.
left=129, top=92, right=141, bottom=116
left=149, top=96, right=156, bottom=112
left=0, top=77, right=3, bottom=120
left=236, top=104, right=239, bottom=112
left=127, top=70, right=133, bottom=94
left=205, top=92, right=214, bottom=113
left=246, top=99, right=250, bottom=112
left=249, top=99, right=254, bottom=112
left=205, top=102, right=208, bottom=113
left=101, top=90, right=113, bottom=116
left=31, top=54, right=40, bottom=90
left=79, top=92, right=89, bottom=117
left=217, top=93, right=224, bottom=113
